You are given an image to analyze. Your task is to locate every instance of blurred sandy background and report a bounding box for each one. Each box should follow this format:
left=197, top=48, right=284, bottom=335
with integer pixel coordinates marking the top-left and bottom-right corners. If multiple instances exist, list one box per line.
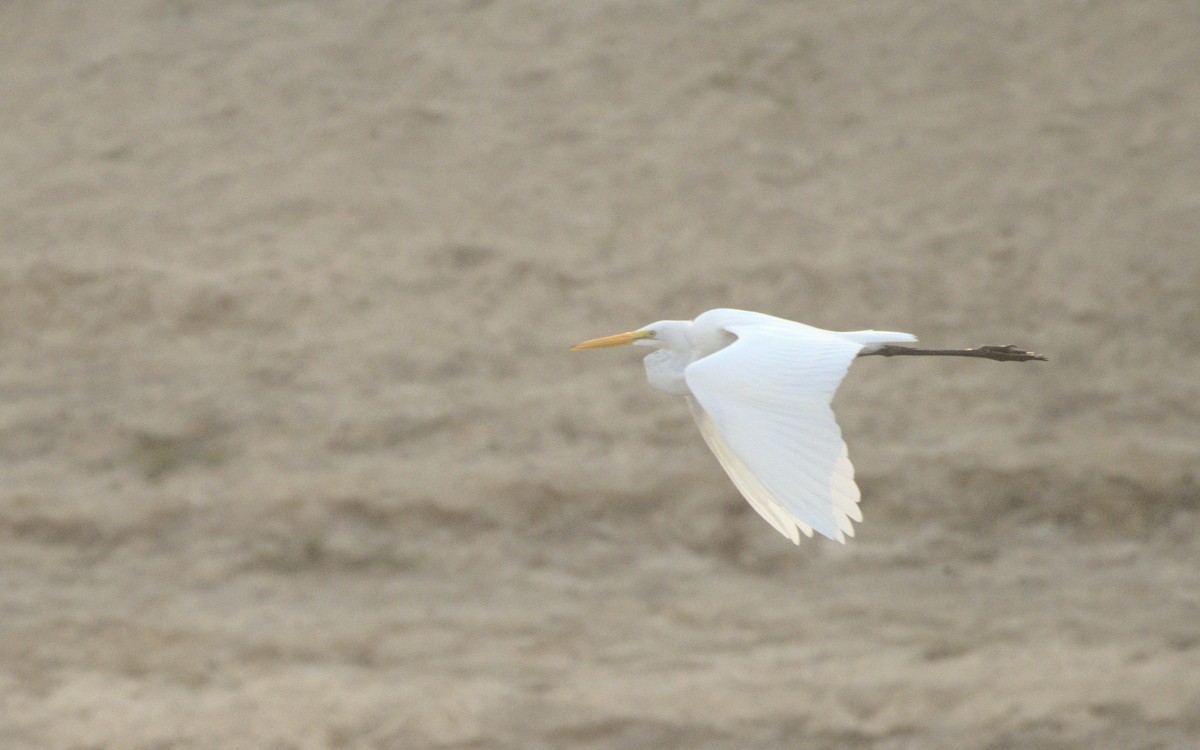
left=1, top=1, right=1198, bottom=748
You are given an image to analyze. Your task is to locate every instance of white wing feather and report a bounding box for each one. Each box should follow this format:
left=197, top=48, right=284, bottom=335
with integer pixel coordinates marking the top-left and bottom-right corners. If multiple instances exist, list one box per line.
left=684, top=321, right=866, bottom=543
left=686, top=396, right=808, bottom=544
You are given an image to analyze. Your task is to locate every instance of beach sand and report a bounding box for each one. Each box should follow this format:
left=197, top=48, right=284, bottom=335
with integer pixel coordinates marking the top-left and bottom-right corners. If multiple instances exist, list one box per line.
left=1, top=2, right=1198, bottom=747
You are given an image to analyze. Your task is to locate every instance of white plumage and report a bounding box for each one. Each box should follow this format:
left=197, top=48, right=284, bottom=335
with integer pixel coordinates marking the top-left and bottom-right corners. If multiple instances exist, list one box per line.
left=572, top=308, right=916, bottom=544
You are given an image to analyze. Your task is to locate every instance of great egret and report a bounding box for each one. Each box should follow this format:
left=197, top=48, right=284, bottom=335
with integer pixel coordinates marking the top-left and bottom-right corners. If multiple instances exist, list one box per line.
left=572, top=308, right=1043, bottom=544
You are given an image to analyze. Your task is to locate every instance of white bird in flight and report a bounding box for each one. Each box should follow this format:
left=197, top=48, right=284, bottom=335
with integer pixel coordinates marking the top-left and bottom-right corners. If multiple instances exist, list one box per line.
left=572, top=308, right=1044, bottom=544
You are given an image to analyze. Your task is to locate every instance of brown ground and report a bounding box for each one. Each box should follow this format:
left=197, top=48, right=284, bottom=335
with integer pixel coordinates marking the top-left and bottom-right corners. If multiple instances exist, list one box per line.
left=1, top=2, right=1199, bottom=748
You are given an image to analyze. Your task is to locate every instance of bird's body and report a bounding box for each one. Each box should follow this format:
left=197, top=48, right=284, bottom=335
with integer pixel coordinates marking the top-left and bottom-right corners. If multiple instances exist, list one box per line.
left=572, top=309, right=916, bottom=544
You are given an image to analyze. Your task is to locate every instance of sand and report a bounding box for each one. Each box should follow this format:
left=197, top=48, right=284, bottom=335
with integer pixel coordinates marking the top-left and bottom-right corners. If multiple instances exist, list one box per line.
left=1, top=1, right=1198, bottom=748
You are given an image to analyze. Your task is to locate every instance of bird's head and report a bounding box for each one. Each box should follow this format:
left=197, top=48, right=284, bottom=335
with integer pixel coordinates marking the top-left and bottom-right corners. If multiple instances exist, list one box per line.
left=570, top=320, right=690, bottom=351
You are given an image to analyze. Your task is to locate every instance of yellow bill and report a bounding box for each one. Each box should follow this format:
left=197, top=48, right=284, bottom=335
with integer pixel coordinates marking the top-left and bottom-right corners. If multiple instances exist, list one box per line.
left=570, top=330, right=654, bottom=350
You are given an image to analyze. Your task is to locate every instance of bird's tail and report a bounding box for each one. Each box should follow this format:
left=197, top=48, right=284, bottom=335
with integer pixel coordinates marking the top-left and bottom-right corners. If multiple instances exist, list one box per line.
left=842, top=329, right=917, bottom=353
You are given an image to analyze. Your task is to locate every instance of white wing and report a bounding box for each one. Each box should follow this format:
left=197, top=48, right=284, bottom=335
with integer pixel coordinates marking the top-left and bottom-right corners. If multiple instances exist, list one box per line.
left=684, top=321, right=865, bottom=543
left=686, top=396, right=807, bottom=544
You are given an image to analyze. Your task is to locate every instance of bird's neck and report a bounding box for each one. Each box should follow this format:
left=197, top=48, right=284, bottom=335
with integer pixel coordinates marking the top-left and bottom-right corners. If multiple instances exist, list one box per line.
left=643, top=348, right=692, bottom=395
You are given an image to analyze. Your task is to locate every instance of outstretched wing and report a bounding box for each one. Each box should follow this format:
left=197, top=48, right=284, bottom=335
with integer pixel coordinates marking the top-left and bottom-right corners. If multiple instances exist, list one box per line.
left=686, top=396, right=807, bottom=543
left=684, top=322, right=865, bottom=543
